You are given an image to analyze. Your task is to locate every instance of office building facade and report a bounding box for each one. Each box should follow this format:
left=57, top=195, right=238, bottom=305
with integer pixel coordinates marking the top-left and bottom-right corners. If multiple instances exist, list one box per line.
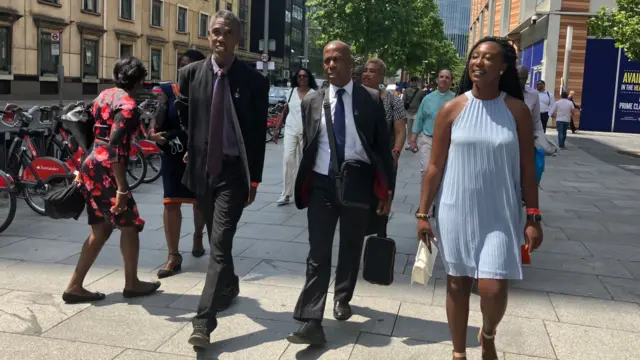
left=0, top=0, right=260, bottom=101
left=436, top=0, right=471, bottom=57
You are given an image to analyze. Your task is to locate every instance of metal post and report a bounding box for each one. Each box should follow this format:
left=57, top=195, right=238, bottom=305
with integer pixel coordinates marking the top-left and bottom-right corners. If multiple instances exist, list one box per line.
left=303, top=8, right=309, bottom=67
left=58, top=32, right=64, bottom=107
left=561, top=25, right=573, bottom=95
left=262, top=0, right=269, bottom=76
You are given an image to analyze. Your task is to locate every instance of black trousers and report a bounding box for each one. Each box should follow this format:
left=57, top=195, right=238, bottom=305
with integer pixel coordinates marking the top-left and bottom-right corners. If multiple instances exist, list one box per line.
left=540, top=112, right=549, bottom=133
left=192, top=160, right=248, bottom=333
left=293, top=172, right=370, bottom=322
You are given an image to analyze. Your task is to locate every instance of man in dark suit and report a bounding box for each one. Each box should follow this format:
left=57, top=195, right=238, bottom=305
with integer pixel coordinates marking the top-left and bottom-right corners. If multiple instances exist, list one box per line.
left=286, top=41, right=395, bottom=345
left=175, top=9, right=269, bottom=348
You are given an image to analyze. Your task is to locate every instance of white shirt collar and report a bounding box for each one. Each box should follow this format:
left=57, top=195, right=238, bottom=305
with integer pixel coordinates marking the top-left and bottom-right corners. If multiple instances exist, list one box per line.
left=524, top=86, right=537, bottom=94
left=329, top=80, right=354, bottom=98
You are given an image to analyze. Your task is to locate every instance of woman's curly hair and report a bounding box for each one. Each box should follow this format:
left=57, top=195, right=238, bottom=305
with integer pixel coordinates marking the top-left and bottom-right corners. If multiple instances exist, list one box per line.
left=113, top=56, right=148, bottom=90
left=458, top=36, right=524, bottom=101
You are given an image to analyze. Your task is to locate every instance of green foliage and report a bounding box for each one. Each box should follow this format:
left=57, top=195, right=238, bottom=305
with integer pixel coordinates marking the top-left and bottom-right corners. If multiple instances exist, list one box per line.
left=307, top=0, right=460, bottom=76
left=588, top=0, right=640, bottom=60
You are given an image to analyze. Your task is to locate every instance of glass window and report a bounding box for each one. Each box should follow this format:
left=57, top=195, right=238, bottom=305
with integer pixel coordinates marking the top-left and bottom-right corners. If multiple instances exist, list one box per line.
left=120, top=0, right=133, bottom=20
left=120, top=43, right=133, bottom=58
left=0, top=27, right=10, bottom=74
left=41, top=0, right=59, bottom=4
left=293, top=5, right=303, bottom=21
left=292, top=28, right=302, bottom=43
left=177, top=6, right=187, bottom=32
left=199, top=13, right=208, bottom=38
left=39, top=32, right=59, bottom=77
left=83, top=0, right=98, bottom=12
left=151, top=48, right=162, bottom=81
left=285, top=11, right=291, bottom=23
left=285, top=34, right=290, bottom=46
left=500, top=0, right=511, bottom=35
left=239, top=0, right=249, bottom=49
left=151, top=0, right=162, bottom=27
left=83, top=39, right=99, bottom=79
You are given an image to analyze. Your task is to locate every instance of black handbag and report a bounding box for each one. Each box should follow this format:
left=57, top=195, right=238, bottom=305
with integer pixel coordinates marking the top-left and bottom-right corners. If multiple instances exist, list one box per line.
left=61, top=102, right=96, bottom=151
left=362, top=235, right=396, bottom=285
left=43, top=182, right=85, bottom=220
left=323, top=90, right=375, bottom=209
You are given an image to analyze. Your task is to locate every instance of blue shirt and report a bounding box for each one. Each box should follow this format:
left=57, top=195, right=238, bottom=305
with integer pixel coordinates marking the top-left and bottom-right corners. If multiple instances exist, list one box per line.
left=412, top=90, right=456, bottom=136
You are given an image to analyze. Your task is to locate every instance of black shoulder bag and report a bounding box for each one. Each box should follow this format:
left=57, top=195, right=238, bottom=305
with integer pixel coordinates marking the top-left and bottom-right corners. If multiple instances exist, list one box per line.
left=404, top=89, right=419, bottom=110
left=323, top=89, right=375, bottom=210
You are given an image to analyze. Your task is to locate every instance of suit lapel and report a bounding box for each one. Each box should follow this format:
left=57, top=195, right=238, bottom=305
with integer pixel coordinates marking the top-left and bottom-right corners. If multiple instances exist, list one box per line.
left=227, top=59, right=242, bottom=114
left=351, top=85, right=365, bottom=132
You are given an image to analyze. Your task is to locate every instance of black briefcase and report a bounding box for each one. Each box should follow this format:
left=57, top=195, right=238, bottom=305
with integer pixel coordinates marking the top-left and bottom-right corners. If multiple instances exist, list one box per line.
left=362, top=235, right=396, bottom=286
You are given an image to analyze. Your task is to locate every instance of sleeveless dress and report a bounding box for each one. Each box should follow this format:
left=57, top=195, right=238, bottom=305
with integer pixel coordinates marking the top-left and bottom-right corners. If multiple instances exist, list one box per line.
left=433, top=91, right=525, bottom=280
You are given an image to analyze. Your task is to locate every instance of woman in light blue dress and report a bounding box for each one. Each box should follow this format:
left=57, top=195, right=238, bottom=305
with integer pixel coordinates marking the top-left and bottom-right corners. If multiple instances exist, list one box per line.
left=415, top=37, right=543, bottom=360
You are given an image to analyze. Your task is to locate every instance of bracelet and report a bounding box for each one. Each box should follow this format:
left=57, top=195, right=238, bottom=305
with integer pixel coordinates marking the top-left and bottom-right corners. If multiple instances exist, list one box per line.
left=415, top=213, right=428, bottom=220
left=116, top=190, right=129, bottom=195
left=250, top=182, right=259, bottom=188
left=526, top=208, right=541, bottom=215
left=392, top=148, right=401, bottom=154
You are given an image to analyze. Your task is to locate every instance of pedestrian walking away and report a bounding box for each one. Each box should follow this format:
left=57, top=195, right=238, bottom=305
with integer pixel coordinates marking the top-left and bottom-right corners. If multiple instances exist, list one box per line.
left=554, top=91, right=576, bottom=149
left=404, top=76, right=426, bottom=152
left=175, top=10, right=269, bottom=349
left=274, top=68, right=318, bottom=206
left=416, top=36, right=543, bottom=360
left=287, top=40, right=394, bottom=346
left=536, top=80, right=555, bottom=133
left=63, top=56, right=161, bottom=304
left=409, top=69, right=455, bottom=178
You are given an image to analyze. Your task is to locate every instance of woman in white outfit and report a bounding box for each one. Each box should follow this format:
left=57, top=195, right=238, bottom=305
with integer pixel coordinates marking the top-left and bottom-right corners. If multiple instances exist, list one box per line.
left=275, top=68, right=317, bottom=205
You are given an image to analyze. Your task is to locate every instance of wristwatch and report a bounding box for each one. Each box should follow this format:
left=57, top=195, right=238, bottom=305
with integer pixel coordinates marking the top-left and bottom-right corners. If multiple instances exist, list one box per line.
left=526, top=213, right=542, bottom=223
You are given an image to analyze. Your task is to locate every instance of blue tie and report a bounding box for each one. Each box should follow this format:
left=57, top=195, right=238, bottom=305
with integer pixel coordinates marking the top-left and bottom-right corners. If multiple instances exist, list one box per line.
left=329, top=88, right=346, bottom=175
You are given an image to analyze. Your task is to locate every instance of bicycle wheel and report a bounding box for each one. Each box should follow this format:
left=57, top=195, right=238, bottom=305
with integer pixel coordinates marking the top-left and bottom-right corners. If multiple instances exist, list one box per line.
left=21, top=159, right=72, bottom=216
left=266, top=127, right=274, bottom=143
left=126, top=144, right=147, bottom=191
left=142, top=153, right=162, bottom=183
left=0, top=171, right=17, bottom=233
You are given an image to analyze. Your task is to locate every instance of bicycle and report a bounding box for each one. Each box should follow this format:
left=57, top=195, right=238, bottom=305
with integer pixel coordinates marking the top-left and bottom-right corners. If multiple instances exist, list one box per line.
left=0, top=104, right=73, bottom=215
left=134, top=110, right=162, bottom=184
left=0, top=169, right=17, bottom=233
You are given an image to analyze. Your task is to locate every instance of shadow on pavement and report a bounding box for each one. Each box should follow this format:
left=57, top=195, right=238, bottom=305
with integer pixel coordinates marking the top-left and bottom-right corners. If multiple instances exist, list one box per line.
left=567, top=135, right=640, bottom=176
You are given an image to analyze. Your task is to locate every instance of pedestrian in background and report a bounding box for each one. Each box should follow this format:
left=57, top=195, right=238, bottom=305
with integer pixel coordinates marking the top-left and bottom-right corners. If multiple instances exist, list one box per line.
left=416, top=37, right=542, bottom=360
left=554, top=91, right=576, bottom=149
left=568, top=90, right=580, bottom=134
left=536, top=80, right=555, bottom=133
left=275, top=68, right=318, bottom=206
left=63, top=56, right=161, bottom=304
left=409, top=69, right=455, bottom=178
left=361, top=57, right=406, bottom=237
left=404, top=76, right=426, bottom=152
left=152, top=50, right=208, bottom=279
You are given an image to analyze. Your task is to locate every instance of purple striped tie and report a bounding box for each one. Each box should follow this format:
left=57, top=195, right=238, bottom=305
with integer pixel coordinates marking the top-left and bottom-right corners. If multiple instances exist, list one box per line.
left=207, top=70, right=226, bottom=178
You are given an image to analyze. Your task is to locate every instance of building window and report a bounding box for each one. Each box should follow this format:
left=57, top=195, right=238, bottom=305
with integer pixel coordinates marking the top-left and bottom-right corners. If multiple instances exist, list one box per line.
left=479, top=12, right=484, bottom=38
left=500, top=0, right=511, bottom=36
left=292, top=28, right=302, bottom=43
left=176, top=51, right=184, bottom=80
left=216, top=0, right=220, bottom=11
left=199, top=13, right=209, bottom=38
left=488, top=0, right=495, bottom=36
left=0, top=27, right=10, bottom=74
left=120, top=0, right=134, bottom=20
left=292, top=5, right=303, bottom=21
left=239, top=0, right=249, bottom=49
left=39, top=32, right=60, bottom=77
left=151, top=0, right=163, bottom=27
left=226, top=2, right=232, bottom=11
left=285, top=34, right=290, bottom=46
left=150, top=48, right=162, bottom=81
left=83, top=0, right=99, bottom=12
left=120, top=43, right=133, bottom=58
left=83, top=39, right=99, bottom=79
left=177, top=6, right=188, bottom=33
left=285, top=11, right=291, bottom=23
left=40, top=0, right=59, bottom=4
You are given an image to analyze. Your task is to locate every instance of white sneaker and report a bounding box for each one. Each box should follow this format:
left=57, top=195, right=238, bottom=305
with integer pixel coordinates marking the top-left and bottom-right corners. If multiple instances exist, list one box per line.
left=276, top=196, right=290, bottom=206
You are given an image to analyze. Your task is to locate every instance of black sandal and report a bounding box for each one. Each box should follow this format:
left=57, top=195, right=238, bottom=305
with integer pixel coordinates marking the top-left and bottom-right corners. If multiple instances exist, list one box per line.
left=192, top=233, right=206, bottom=258
left=122, top=281, right=161, bottom=298
left=62, top=291, right=106, bottom=304
left=157, top=253, right=183, bottom=279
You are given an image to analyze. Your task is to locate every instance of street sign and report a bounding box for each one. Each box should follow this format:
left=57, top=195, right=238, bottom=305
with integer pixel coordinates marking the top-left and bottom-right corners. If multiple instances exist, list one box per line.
left=51, top=43, right=60, bottom=56
left=260, top=53, right=269, bottom=62
left=51, top=32, right=60, bottom=42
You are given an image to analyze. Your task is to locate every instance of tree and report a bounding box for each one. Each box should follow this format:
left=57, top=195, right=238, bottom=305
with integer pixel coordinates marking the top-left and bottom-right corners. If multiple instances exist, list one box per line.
left=307, top=0, right=460, bottom=76
left=589, top=0, right=640, bottom=60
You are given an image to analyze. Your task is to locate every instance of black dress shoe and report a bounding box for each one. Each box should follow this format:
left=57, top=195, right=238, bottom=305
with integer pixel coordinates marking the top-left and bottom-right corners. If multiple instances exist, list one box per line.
left=217, top=284, right=240, bottom=311
left=333, top=301, right=352, bottom=321
left=188, top=325, right=210, bottom=349
left=286, top=321, right=326, bottom=345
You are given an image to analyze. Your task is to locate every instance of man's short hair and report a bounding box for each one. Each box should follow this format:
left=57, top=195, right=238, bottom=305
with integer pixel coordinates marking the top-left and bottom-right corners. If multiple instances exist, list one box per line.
left=410, top=76, right=420, bottom=82
left=561, top=91, right=569, bottom=99
left=438, top=69, right=453, bottom=78
left=210, top=9, right=241, bottom=35
left=537, top=80, right=545, bottom=85
left=366, top=58, right=386, bottom=76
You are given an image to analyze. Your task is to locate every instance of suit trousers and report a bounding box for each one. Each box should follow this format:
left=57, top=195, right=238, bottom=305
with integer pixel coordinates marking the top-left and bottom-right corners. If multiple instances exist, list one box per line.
left=192, top=159, right=248, bottom=333
left=540, top=112, right=549, bottom=133
left=293, top=172, right=370, bottom=322
left=281, top=128, right=303, bottom=199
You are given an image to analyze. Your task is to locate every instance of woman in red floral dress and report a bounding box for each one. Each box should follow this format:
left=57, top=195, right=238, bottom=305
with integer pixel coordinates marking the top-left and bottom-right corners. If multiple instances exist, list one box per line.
left=62, top=57, right=161, bottom=303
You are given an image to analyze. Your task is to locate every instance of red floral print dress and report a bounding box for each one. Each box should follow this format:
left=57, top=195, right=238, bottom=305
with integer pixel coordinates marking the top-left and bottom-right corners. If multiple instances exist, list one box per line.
left=79, top=87, right=145, bottom=231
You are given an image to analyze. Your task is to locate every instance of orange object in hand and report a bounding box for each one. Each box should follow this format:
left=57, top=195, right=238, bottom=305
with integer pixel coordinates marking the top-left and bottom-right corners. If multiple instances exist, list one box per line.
left=521, top=245, right=531, bottom=264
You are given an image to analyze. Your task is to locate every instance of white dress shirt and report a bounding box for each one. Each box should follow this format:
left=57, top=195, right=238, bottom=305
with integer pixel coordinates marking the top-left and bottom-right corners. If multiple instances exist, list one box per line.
left=555, top=99, right=575, bottom=123
left=285, top=87, right=315, bottom=135
left=313, top=80, right=370, bottom=175
left=538, top=90, right=556, bottom=114
left=523, top=86, right=544, bottom=135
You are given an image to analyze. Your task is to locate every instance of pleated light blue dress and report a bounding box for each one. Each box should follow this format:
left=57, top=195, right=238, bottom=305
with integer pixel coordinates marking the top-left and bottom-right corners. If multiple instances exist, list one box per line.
left=433, top=91, right=525, bottom=280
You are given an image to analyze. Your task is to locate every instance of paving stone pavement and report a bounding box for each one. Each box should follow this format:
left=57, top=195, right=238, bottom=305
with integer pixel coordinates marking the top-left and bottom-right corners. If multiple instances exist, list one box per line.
left=0, top=131, right=639, bottom=359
